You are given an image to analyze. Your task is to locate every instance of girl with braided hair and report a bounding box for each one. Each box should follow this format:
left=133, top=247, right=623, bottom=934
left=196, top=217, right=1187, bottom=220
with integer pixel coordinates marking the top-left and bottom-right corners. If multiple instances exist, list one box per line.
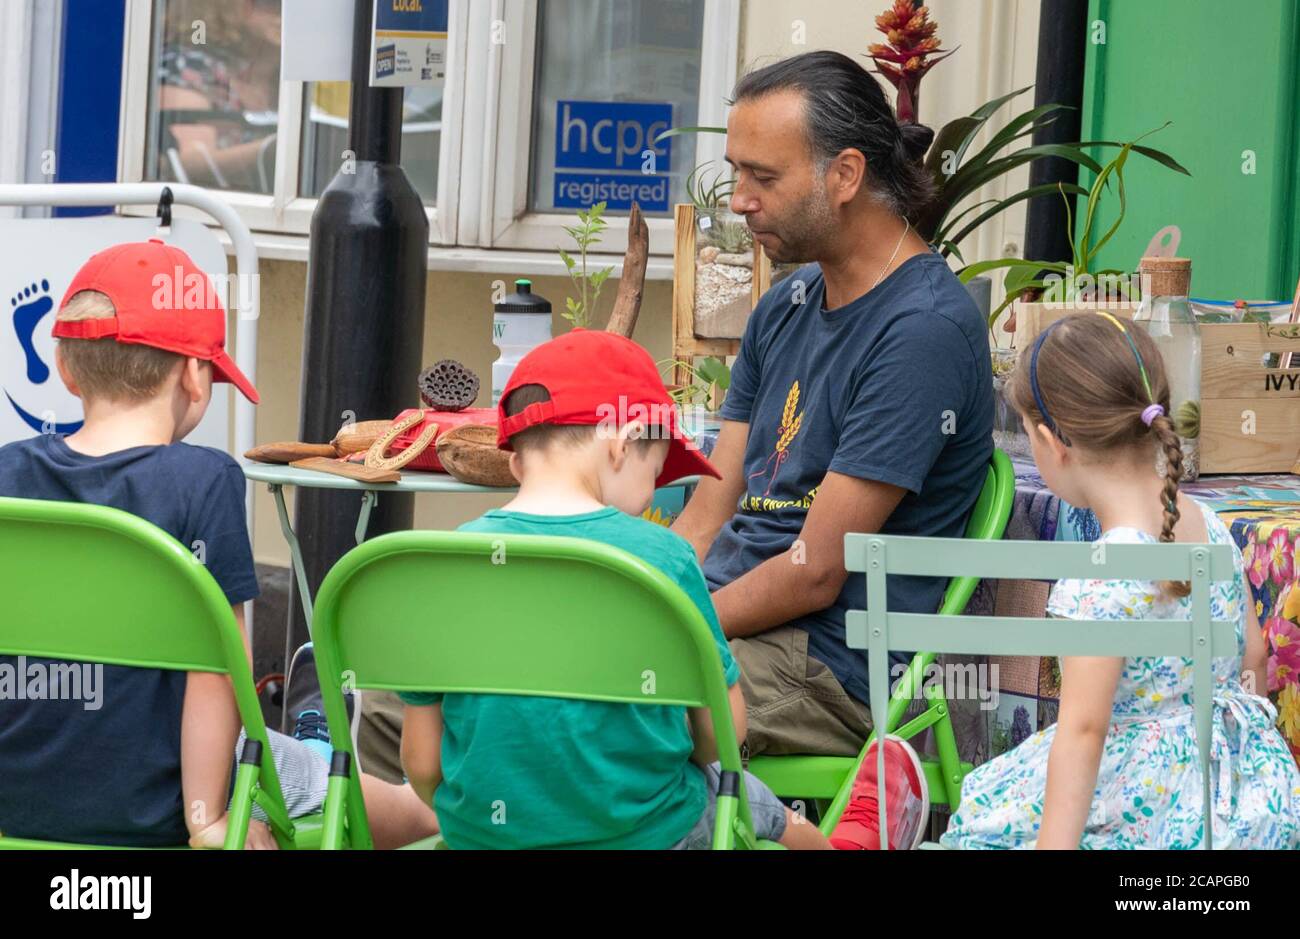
left=941, top=312, right=1300, bottom=849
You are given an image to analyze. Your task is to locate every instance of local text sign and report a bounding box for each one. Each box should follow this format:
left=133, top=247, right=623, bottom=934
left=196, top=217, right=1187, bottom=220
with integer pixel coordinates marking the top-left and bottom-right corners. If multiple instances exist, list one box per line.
left=553, top=100, right=672, bottom=212
left=370, top=0, right=449, bottom=87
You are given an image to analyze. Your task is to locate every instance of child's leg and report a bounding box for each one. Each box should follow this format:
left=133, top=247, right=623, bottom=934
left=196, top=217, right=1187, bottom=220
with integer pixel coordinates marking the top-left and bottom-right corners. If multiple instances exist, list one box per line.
left=239, top=729, right=330, bottom=820
left=673, top=763, right=830, bottom=849
left=779, top=807, right=832, bottom=850
left=236, top=731, right=437, bottom=847
left=359, top=775, right=439, bottom=849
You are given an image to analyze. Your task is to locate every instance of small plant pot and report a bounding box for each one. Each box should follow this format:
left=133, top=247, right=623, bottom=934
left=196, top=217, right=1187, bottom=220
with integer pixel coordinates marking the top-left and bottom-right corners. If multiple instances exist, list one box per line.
left=694, top=207, right=754, bottom=338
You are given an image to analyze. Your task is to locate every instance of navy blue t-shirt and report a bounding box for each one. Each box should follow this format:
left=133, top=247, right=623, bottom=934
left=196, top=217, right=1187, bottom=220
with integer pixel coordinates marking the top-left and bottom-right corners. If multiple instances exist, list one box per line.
left=0, top=435, right=258, bottom=846
left=703, top=251, right=993, bottom=704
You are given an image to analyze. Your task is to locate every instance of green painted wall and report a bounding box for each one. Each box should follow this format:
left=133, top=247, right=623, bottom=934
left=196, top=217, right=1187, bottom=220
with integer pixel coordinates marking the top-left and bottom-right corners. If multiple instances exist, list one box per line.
left=1081, top=0, right=1300, bottom=301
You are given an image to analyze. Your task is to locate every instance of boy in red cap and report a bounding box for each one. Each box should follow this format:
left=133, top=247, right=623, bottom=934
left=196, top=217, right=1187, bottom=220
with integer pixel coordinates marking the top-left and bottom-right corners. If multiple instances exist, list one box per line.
left=399, top=329, right=829, bottom=849
left=0, top=240, right=436, bottom=848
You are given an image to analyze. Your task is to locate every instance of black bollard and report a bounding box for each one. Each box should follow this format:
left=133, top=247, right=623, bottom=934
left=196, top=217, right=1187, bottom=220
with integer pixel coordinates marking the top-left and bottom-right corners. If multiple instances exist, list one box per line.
left=286, top=0, right=428, bottom=695
left=1024, top=0, right=1090, bottom=265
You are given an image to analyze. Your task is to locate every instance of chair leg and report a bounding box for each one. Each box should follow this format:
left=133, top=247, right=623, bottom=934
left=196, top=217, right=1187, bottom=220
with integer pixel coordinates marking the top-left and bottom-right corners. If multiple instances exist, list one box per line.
left=224, top=758, right=260, bottom=850
left=926, top=686, right=966, bottom=811
left=320, top=751, right=353, bottom=849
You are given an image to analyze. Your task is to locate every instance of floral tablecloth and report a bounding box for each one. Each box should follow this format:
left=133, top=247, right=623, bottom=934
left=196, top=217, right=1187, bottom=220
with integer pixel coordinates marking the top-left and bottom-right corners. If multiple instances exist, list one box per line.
left=1005, top=460, right=1300, bottom=764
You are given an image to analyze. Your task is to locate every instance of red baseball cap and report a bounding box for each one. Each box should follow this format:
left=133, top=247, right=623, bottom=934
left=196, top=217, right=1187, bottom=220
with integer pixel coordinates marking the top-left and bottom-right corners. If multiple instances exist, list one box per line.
left=51, top=239, right=259, bottom=403
left=497, top=329, right=721, bottom=488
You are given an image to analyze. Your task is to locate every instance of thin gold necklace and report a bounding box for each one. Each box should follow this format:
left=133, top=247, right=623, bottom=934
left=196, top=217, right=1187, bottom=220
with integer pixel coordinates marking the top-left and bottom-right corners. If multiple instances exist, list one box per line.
left=872, top=220, right=911, bottom=291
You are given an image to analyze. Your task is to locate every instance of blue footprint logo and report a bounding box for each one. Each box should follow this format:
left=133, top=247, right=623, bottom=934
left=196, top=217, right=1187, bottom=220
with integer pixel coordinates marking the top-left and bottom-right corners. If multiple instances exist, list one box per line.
left=4, top=277, right=83, bottom=435
left=12, top=279, right=54, bottom=384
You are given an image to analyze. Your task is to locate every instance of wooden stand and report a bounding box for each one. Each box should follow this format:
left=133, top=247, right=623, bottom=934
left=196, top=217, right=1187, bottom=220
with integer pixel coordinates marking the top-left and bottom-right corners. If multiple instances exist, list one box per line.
left=671, top=203, right=774, bottom=390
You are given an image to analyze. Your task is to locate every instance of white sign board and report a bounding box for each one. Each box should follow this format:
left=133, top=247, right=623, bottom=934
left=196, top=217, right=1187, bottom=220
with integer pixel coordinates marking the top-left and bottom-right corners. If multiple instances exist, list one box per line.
left=0, top=217, right=234, bottom=454
left=281, top=0, right=355, bottom=82
left=370, top=0, right=448, bottom=87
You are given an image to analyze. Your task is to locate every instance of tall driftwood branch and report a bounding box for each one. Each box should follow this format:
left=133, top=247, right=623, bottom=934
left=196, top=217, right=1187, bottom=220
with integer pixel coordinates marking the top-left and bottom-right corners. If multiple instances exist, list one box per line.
left=605, top=201, right=648, bottom=339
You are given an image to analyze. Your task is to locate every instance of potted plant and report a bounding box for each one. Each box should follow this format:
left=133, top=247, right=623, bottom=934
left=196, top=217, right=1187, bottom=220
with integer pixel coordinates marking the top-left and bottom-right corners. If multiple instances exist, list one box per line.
left=958, top=126, right=1189, bottom=337
left=960, top=129, right=1190, bottom=457
left=684, top=163, right=756, bottom=342
left=557, top=201, right=614, bottom=329
left=661, top=355, right=729, bottom=453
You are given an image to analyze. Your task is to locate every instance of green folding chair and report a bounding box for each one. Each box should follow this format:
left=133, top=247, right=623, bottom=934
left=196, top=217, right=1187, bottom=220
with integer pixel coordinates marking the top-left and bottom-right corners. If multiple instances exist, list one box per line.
left=851, top=533, right=1237, bottom=849
left=310, top=530, right=764, bottom=850
left=747, top=449, right=1014, bottom=835
left=0, top=496, right=320, bottom=850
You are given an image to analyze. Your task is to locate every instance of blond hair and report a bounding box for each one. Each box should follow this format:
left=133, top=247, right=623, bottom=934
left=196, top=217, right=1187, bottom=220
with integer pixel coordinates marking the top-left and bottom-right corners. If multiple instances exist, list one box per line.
left=1009, top=313, right=1190, bottom=599
left=56, top=291, right=184, bottom=402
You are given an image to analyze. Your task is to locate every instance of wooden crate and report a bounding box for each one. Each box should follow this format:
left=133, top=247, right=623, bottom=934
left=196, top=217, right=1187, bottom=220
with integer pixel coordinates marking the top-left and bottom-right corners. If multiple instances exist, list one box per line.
left=1012, top=301, right=1300, bottom=474
left=670, top=203, right=774, bottom=388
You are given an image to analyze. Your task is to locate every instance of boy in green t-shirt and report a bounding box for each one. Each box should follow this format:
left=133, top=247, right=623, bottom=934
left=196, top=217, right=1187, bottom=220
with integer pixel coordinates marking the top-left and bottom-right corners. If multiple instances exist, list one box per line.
left=398, top=330, right=828, bottom=849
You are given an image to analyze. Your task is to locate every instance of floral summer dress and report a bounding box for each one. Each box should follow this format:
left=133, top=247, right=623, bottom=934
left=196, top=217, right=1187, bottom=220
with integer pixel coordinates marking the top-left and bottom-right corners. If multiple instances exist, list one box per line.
left=941, top=500, right=1300, bottom=849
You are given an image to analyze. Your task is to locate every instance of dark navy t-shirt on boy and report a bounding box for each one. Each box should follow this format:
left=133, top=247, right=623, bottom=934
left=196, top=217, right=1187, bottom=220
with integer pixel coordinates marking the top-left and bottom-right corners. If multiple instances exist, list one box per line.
left=703, top=250, right=993, bottom=704
left=0, top=434, right=257, bottom=846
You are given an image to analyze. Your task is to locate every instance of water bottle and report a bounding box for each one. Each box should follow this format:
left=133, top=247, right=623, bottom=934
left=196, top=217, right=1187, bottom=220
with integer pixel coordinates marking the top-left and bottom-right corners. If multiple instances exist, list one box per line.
left=1133, top=257, right=1201, bottom=480
left=492, top=279, right=552, bottom=405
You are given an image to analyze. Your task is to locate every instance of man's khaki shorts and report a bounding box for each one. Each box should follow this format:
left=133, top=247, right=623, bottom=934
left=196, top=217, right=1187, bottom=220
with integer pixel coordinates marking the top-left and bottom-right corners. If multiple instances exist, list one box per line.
left=729, top=625, right=873, bottom=758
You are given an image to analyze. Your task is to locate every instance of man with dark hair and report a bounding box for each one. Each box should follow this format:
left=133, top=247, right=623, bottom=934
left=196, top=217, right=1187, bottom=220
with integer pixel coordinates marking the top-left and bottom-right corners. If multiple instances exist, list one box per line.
left=672, top=50, right=993, bottom=849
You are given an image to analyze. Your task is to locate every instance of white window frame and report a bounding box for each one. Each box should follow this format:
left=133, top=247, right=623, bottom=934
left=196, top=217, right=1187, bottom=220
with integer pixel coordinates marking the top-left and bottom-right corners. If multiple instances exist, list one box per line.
left=117, top=0, right=739, bottom=261
left=464, top=0, right=738, bottom=256
left=118, top=0, right=467, bottom=244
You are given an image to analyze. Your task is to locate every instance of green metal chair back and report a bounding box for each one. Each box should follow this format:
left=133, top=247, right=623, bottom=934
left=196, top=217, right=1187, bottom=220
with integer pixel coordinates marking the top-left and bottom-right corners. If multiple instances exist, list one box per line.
left=748, top=449, right=1015, bottom=833
left=849, top=533, right=1238, bottom=849
left=0, top=496, right=305, bottom=850
left=310, top=530, right=757, bottom=849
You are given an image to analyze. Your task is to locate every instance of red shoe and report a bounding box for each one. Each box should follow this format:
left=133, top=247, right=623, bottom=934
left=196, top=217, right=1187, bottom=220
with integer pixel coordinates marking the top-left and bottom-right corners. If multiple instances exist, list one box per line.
left=830, top=735, right=928, bottom=850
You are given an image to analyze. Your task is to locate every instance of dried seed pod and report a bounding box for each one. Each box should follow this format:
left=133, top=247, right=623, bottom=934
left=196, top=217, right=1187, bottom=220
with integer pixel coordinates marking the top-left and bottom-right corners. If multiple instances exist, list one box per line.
left=332, top=419, right=395, bottom=454
left=418, top=360, right=480, bottom=411
left=435, top=424, right=516, bottom=488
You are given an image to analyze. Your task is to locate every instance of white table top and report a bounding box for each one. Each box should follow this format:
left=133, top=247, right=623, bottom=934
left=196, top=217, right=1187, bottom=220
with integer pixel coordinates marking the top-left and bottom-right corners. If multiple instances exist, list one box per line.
left=243, top=462, right=700, bottom=494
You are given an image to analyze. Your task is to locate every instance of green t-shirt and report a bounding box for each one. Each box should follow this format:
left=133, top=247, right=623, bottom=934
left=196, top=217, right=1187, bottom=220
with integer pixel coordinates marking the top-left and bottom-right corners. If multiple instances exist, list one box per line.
left=399, top=507, right=740, bottom=850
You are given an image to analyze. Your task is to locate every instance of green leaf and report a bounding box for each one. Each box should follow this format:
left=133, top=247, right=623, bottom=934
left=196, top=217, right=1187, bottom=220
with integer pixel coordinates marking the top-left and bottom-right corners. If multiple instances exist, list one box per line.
left=1071, top=136, right=1190, bottom=176
left=958, top=258, right=1067, bottom=283
left=960, top=103, right=1077, bottom=177
left=654, top=125, right=727, bottom=144
left=939, top=240, right=965, bottom=263
left=944, top=144, right=1105, bottom=210
left=1083, top=146, right=1132, bottom=265
left=933, top=198, right=999, bottom=243
left=969, top=83, right=1036, bottom=122
left=1077, top=143, right=1133, bottom=270
left=696, top=356, right=731, bottom=390
left=942, top=183, right=1087, bottom=247
left=923, top=116, right=982, bottom=186
left=1003, top=263, right=1045, bottom=297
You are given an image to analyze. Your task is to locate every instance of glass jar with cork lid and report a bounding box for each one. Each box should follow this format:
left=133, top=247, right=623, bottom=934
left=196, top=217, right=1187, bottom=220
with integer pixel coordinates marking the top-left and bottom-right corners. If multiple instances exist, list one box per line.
left=1133, top=257, right=1201, bottom=480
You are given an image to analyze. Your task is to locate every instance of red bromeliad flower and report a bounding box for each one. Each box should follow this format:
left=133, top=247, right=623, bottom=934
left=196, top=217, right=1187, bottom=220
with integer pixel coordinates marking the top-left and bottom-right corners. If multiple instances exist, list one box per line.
left=868, top=1, right=955, bottom=123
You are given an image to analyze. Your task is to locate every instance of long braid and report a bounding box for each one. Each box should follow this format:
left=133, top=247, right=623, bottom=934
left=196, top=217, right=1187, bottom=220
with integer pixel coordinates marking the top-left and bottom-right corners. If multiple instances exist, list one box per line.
left=1150, top=413, right=1190, bottom=598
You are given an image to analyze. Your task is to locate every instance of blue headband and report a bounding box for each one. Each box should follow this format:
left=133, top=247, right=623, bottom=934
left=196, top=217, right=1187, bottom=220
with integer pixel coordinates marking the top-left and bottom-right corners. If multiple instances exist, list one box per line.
left=1029, top=321, right=1070, bottom=446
